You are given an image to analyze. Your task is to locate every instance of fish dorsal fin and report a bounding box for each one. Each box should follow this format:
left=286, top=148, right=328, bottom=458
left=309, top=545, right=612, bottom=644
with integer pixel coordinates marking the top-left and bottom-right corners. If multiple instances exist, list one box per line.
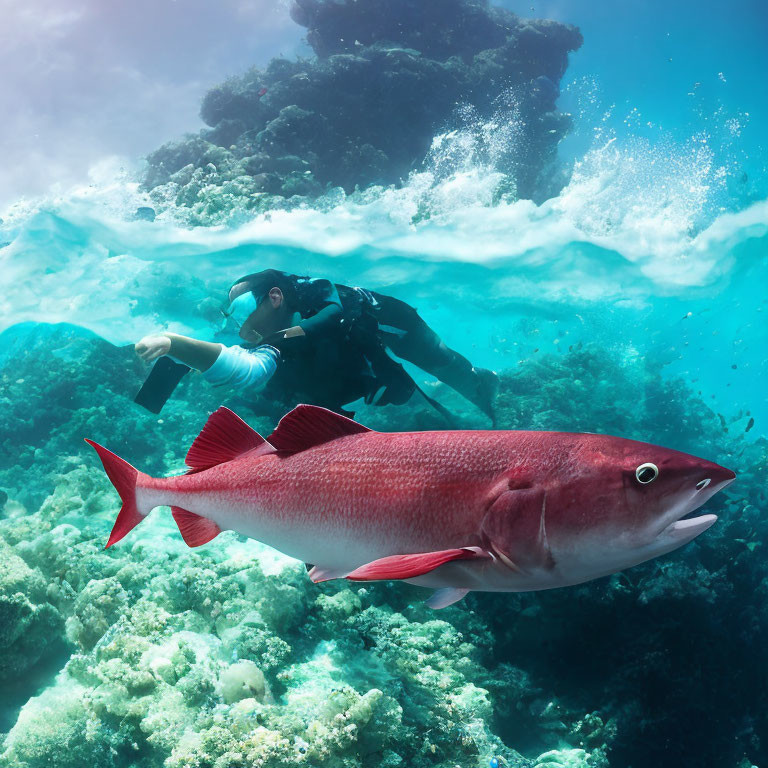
left=186, top=407, right=273, bottom=471
left=267, top=404, right=371, bottom=453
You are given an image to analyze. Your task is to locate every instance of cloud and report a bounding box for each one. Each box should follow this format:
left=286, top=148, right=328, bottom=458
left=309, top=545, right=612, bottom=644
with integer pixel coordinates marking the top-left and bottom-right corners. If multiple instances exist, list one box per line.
left=0, top=0, right=303, bottom=208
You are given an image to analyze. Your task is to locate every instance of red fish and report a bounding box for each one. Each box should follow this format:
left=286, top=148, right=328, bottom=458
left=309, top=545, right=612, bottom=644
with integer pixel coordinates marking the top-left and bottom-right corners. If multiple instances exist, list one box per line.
left=87, top=405, right=735, bottom=609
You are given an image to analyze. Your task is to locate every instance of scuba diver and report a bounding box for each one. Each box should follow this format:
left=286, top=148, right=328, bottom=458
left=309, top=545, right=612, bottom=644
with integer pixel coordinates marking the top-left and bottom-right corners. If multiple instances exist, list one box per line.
left=133, top=269, right=498, bottom=423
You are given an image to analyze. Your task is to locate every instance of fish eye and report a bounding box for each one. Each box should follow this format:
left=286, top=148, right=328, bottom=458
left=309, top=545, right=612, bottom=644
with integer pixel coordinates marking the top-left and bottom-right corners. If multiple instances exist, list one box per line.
left=635, top=462, right=659, bottom=484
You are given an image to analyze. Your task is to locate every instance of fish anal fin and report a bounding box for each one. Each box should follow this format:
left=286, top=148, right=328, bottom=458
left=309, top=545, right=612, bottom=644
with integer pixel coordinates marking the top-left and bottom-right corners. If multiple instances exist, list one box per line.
left=482, top=487, right=554, bottom=573
left=172, top=506, right=221, bottom=547
left=186, top=407, right=273, bottom=471
left=346, top=547, right=490, bottom=582
left=267, top=404, right=371, bottom=453
left=425, top=587, right=470, bottom=609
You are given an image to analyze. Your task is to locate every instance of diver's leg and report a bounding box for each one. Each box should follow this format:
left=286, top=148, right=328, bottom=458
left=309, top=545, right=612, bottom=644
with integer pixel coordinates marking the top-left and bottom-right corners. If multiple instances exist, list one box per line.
left=371, top=293, right=498, bottom=421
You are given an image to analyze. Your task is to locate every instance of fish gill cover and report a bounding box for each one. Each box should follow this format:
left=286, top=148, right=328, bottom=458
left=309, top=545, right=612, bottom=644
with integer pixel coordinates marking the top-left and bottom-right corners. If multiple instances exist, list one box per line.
left=0, top=1, right=767, bottom=768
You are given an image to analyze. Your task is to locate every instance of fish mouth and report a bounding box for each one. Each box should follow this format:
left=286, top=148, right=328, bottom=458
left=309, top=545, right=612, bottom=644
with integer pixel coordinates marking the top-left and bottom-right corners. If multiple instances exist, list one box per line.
left=659, top=513, right=718, bottom=543
left=653, top=469, right=733, bottom=546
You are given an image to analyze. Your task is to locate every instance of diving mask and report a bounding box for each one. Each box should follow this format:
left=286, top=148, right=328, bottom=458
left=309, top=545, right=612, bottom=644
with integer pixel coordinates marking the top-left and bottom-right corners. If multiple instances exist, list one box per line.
left=218, top=291, right=263, bottom=342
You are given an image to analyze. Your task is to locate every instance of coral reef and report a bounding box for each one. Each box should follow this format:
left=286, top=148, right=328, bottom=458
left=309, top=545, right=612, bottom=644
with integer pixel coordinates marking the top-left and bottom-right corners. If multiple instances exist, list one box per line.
left=1, top=322, right=766, bottom=767
left=0, top=543, right=64, bottom=684
left=0, top=465, right=583, bottom=768
left=142, top=0, right=582, bottom=223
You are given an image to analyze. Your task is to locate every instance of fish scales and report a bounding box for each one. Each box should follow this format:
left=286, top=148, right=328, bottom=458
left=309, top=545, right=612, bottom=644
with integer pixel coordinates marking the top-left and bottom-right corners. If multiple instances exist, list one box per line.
left=157, top=431, right=512, bottom=552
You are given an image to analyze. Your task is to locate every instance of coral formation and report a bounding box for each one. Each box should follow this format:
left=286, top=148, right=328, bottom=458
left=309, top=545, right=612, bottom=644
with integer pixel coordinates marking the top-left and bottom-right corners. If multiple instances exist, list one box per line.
left=142, top=0, right=582, bottom=223
left=1, top=323, right=765, bottom=767
left=0, top=543, right=65, bottom=684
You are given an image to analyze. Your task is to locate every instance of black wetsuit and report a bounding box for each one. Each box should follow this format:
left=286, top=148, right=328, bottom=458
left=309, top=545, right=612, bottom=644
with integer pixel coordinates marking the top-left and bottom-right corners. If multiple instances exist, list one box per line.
left=243, top=270, right=494, bottom=419
left=135, top=270, right=495, bottom=419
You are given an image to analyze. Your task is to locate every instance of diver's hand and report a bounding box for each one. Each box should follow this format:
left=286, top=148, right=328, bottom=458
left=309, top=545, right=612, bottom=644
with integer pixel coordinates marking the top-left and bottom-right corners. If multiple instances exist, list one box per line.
left=135, top=334, right=172, bottom=363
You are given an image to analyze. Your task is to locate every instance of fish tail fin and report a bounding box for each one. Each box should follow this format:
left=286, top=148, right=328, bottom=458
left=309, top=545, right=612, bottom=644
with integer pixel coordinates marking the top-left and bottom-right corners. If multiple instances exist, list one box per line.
left=85, top=439, right=149, bottom=548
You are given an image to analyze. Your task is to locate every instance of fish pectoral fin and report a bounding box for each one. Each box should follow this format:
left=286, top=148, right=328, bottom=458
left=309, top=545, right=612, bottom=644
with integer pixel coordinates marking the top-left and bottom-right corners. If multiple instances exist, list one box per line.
left=345, top=547, right=491, bottom=582
left=307, top=564, right=352, bottom=583
left=481, top=487, right=554, bottom=573
left=171, top=507, right=222, bottom=547
left=267, top=404, right=371, bottom=453
left=185, top=407, right=274, bottom=472
left=425, top=587, right=470, bottom=610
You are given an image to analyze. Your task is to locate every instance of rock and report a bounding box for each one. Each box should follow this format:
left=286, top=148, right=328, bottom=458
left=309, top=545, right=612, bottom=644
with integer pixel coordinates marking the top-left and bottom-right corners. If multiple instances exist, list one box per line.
left=202, top=118, right=249, bottom=149
left=144, top=136, right=211, bottom=188
left=292, top=0, right=515, bottom=60
left=0, top=543, right=65, bottom=683
left=251, top=173, right=283, bottom=194
left=142, top=0, right=583, bottom=208
left=219, top=660, right=267, bottom=703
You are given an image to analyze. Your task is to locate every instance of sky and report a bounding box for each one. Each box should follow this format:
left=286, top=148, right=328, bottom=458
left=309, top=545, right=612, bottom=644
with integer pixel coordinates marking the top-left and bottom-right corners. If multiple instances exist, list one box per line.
left=0, top=0, right=304, bottom=207
left=1, top=0, right=765, bottom=208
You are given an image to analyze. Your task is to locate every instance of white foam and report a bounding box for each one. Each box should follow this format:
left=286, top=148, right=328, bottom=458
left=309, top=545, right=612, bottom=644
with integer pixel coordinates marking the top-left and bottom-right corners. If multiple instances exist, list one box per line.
left=1, top=103, right=766, bottom=347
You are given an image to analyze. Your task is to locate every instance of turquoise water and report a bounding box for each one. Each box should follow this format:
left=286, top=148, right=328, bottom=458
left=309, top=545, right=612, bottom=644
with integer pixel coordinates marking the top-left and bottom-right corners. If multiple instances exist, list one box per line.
left=3, top=125, right=766, bottom=425
left=1, top=1, right=767, bottom=767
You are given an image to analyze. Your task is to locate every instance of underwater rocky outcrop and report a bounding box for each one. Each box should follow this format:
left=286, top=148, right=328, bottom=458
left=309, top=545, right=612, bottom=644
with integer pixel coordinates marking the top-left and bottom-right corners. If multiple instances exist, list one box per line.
left=142, top=0, right=582, bottom=223
left=1, top=322, right=766, bottom=767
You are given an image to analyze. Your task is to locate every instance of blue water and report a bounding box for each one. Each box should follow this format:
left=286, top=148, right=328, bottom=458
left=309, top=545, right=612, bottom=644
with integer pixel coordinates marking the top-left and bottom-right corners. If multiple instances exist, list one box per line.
left=2, top=6, right=766, bottom=433
left=1, top=1, right=767, bottom=767
left=2, top=119, right=766, bottom=430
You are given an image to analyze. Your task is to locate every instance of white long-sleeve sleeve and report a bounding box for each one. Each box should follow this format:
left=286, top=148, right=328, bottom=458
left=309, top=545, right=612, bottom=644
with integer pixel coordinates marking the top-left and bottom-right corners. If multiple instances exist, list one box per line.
left=202, top=344, right=279, bottom=395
